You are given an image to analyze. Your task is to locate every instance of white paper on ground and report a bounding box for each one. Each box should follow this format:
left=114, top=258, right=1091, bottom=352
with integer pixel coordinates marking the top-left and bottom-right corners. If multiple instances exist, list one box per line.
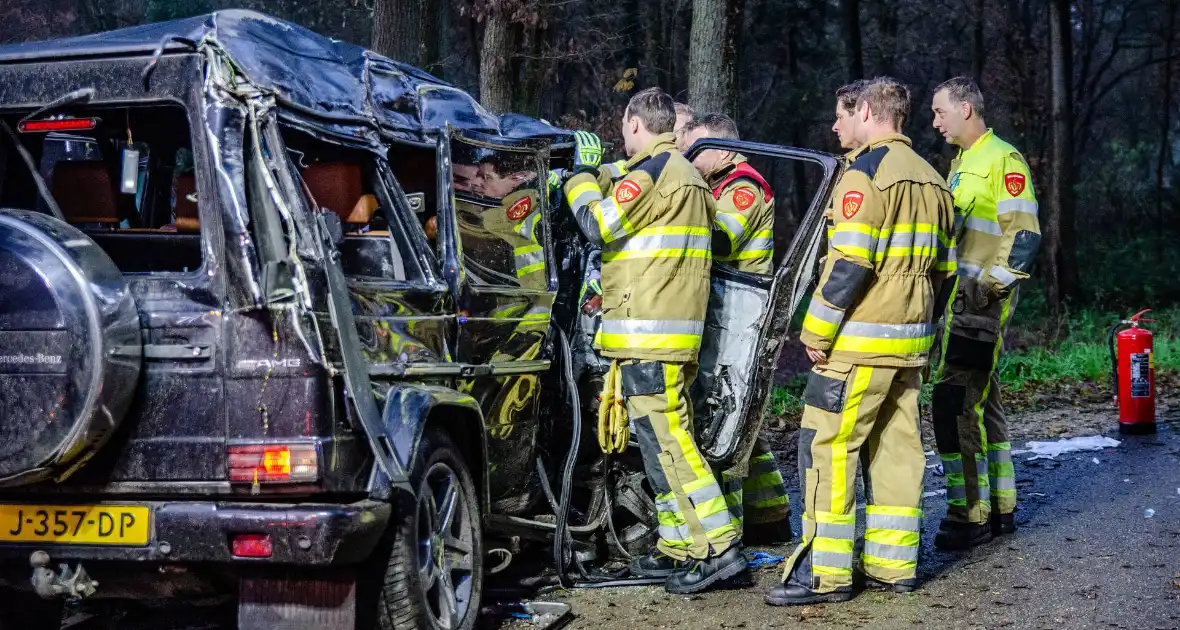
left=1011, top=435, right=1121, bottom=461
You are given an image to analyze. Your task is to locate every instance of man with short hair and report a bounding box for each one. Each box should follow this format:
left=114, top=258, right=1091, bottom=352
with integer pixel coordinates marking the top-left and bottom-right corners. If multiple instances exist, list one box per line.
left=766, top=77, right=956, bottom=606
left=832, top=80, right=870, bottom=153
left=675, top=112, right=792, bottom=546
left=930, top=76, right=1041, bottom=550
left=563, top=87, right=749, bottom=594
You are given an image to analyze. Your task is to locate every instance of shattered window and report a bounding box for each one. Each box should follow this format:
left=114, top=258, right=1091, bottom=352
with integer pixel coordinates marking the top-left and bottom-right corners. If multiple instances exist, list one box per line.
left=0, top=103, right=203, bottom=273
left=282, top=128, right=424, bottom=284
left=451, top=138, right=548, bottom=291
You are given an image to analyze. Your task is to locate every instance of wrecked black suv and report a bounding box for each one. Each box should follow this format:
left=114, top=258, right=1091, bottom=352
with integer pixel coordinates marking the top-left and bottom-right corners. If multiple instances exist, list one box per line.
left=0, top=10, right=840, bottom=630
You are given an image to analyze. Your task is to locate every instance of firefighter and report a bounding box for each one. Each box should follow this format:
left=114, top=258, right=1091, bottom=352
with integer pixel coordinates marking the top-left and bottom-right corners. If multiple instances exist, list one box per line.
left=833, top=80, right=869, bottom=154
left=562, top=87, right=749, bottom=594
left=675, top=112, right=792, bottom=545
left=476, top=154, right=546, bottom=290
left=930, top=76, right=1041, bottom=549
left=766, top=77, right=957, bottom=606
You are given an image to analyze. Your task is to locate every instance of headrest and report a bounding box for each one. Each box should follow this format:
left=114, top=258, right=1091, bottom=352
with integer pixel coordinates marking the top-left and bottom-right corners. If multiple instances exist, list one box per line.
left=346, top=194, right=379, bottom=225
left=51, top=161, right=118, bottom=224
left=302, top=162, right=365, bottom=223
left=173, top=172, right=199, bottom=233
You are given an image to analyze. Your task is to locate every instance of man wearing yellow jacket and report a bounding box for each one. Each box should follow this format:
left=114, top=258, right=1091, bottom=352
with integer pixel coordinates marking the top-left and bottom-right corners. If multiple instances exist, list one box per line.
left=675, top=112, right=792, bottom=546
left=930, top=77, right=1041, bottom=549
left=766, top=77, right=957, bottom=606
left=563, top=87, right=749, bottom=594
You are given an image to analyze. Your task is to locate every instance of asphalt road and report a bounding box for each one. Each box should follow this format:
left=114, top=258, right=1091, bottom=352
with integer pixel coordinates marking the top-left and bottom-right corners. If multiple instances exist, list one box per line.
left=543, top=423, right=1180, bottom=630
left=60, top=422, right=1180, bottom=629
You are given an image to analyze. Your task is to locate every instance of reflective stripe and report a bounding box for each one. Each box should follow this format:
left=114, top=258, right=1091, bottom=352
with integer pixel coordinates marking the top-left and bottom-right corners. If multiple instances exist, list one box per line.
left=957, top=261, right=985, bottom=280
left=566, top=181, right=602, bottom=211
left=599, top=318, right=704, bottom=337
left=941, top=454, right=964, bottom=474
left=803, top=299, right=844, bottom=339
left=603, top=226, right=712, bottom=262
left=714, top=211, right=749, bottom=242
left=662, top=363, right=709, bottom=480
left=996, top=198, right=1038, bottom=216
left=830, top=224, right=878, bottom=259
left=604, top=161, right=628, bottom=178
left=514, top=245, right=545, bottom=276
left=832, top=322, right=935, bottom=355
left=594, top=197, right=632, bottom=243
left=861, top=552, right=917, bottom=572
left=993, top=476, right=1017, bottom=491
left=946, top=485, right=967, bottom=500
left=831, top=366, right=872, bottom=512
left=990, top=265, right=1018, bottom=287
left=964, top=215, right=1002, bottom=236
left=874, top=225, right=940, bottom=259
left=516, top=212, right=541, bottom=239
left=812, top=550, right=854, bottom=570
left=863, top=540, right=918, bottom=562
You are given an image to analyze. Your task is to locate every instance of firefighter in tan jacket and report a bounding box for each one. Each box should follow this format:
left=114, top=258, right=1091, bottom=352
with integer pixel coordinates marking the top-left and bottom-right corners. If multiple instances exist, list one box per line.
left=767, top=77, right=957, bottom=606
left=930, top=77, right=1041, bottom=549
left=675, top=112, right=792, bottom=546
left=562, top=88, right=749, bottom=595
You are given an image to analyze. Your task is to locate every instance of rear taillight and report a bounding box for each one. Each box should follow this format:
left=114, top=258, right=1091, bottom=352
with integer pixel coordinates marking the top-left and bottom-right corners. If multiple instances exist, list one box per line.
left=228, top=442, right=318, bottom=484
left=231, top=534, right=273, bottom=558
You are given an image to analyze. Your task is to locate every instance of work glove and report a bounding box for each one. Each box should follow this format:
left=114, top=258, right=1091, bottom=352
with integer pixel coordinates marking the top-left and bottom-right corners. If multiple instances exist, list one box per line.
left=573, top=130, right=604, bottom=174
left=547, top=168, right=566, bottom=194
left=597, top=360, right=629, bottom=454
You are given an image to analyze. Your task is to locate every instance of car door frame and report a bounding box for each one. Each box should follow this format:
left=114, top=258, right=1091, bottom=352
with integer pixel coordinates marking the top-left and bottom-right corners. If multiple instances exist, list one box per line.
left=684, top=138, right=842, bottom=470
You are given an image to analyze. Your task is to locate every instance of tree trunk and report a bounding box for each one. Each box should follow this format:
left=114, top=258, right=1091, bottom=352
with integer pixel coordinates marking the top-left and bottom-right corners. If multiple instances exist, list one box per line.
left=841, top=0, right=863, bottom=81
left=479, top=3, right=514, bottom=113
left=1156, top=0, right=1176, bottom=223
left=973, top=0, right=986, bottom=84
left=688, top=0, right=742, bottom=116
left=642, top=0, right=663, bottom=89
left=1046, top=0, right=1079, bottom=310
left=372, top=0, right=431, bottom=66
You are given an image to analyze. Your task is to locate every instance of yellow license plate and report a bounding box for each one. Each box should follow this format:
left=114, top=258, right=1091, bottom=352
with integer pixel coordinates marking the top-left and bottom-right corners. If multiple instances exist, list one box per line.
left=0, top=504, right=150, bottom=545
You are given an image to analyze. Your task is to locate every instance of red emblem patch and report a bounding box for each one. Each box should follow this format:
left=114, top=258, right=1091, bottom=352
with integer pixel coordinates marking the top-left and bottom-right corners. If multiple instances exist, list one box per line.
left=506, top=195, right=532, bottom=221
left=614, top=180, right=643, bottom=204
left=842, top=191, right=864, bottom=219
left=1004, top=172, right=1026, bottom=197
left=732, top=187, right=757, bottom=211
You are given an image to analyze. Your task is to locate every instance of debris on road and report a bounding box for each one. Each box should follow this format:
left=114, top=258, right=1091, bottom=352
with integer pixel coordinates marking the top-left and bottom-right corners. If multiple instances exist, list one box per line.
left=1144, top=508, right=1156, bottom=518
left=1013, top=435, right=1122, bottom=460
left=482, top=601, right=573, bottom=630
left=747, top=551, right=785, bottom=569
left=923, top=489, right=947, bottom=498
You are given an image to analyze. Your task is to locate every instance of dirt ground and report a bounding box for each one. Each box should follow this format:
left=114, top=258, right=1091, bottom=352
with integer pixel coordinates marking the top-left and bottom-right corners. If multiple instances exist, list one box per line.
left=514, top=381, right=1180, bottom=630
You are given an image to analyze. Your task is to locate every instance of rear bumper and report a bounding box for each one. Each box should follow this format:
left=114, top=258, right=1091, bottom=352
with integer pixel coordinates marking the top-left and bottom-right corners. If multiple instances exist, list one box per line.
left=0, top=499, right=391, bottom=565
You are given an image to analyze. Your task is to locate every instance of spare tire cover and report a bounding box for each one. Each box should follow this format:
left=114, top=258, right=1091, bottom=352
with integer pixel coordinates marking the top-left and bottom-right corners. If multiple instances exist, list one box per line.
left=0, top=210, right=141, bottom=483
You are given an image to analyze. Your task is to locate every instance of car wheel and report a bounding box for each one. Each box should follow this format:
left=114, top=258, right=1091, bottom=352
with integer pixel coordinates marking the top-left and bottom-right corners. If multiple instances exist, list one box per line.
left=367, top=427, right=482, bottom=630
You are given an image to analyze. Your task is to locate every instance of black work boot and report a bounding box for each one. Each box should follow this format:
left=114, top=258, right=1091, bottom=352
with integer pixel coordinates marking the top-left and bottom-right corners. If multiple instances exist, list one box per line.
left=743, top=519, right=794, bottom=546
left=765, top=582, right=854, bottom=606
left=934, top=522, right=993, bottom=550
left=863, top=576, right=917, bottom=593
left=629, top=551, right=690, bottom=578
left=990, top=512, right=1016, bottom=536
left=664, top=546, right=750, bottom=594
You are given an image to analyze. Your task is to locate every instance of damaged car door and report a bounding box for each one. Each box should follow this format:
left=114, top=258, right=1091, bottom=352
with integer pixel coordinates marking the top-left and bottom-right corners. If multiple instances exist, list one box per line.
left=684, top=139, right=841, bottom=474
left=443, top=128, right=557, bottom=513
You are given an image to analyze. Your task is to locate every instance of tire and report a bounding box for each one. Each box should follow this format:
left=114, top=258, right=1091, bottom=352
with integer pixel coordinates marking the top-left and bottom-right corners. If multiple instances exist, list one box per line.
left=0, top=210, right=140, bottom=484
left=364, top=427, right=483, bottom=630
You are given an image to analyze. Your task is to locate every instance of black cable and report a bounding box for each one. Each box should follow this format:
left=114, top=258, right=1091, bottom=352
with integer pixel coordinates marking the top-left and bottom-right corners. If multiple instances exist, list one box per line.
left=551, top=325, right=581, bottom=588
left=1108, top=323, right=1122, bottom=404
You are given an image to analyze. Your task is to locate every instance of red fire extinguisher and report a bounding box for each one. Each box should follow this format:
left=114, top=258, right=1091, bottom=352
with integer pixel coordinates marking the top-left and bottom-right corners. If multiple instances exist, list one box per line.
left=1108, top=309, right=1156, bottom=434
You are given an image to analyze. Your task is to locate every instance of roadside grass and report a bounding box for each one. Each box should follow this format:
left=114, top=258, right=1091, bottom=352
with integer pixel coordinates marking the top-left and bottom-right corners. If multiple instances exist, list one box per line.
left=768, top=304, right=1180, bottom=417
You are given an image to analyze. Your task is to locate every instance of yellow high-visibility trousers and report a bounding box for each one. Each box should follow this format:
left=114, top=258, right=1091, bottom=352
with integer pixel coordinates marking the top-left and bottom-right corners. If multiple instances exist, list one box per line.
left=782, top=361, right=925, bottom=592
left=621, top=359, right=739, bottom=560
